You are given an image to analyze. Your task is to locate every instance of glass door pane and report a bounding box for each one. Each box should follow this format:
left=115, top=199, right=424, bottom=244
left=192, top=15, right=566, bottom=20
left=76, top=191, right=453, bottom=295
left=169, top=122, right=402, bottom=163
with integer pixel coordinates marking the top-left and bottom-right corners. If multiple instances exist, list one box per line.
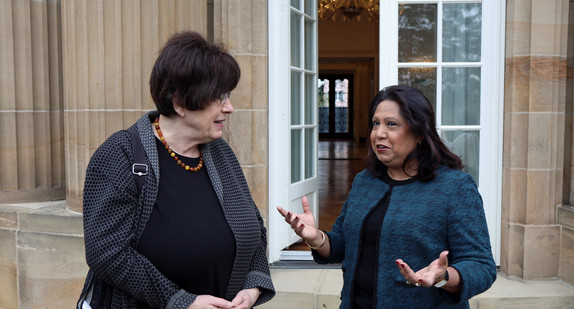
left=290, top=2, right=317, bottom=184
left=442, top=3, right=482, bottom=62
left=442, top=67, right=480, bottom=126
left=397, top=1, right=482, bottom=186
left=398, top=4, right=437, bottom=62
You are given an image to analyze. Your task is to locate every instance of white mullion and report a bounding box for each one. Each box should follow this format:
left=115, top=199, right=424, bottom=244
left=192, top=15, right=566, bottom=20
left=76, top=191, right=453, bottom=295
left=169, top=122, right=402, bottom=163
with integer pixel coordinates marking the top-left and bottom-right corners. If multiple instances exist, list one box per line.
left=398, top=0, right=482, bottom=3
left=436, top=1, right=443, bottom=128
left=380, top=0, right=398, bottom=87
left=299, top=9, right=306, bottom=181
left=439, top=125, right=481, bottom=131
left=269, top=0, right=293, bottom=263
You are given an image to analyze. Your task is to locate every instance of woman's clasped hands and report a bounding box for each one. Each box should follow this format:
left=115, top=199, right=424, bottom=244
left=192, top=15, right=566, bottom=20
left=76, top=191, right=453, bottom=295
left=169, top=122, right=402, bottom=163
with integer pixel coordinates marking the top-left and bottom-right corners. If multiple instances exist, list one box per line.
left=188, top=287, right=260, bottom=309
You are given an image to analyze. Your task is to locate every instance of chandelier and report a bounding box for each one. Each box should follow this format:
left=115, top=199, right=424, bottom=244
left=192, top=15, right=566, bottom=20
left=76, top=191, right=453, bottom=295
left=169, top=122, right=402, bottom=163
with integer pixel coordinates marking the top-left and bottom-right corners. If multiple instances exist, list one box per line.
left=318, top=0, right=379, bottom=22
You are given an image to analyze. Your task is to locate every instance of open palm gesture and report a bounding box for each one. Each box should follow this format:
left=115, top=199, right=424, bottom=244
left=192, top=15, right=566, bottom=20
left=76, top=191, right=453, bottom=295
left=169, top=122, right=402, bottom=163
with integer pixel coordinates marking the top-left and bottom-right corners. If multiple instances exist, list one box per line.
left=276, top=196, right=320, bottom=241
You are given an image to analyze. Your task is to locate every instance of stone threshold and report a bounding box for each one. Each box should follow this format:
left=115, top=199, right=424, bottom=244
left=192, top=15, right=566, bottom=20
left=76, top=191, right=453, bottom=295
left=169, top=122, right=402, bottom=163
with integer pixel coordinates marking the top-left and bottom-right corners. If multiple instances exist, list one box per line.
left=258, top=268, right=574, bottom=308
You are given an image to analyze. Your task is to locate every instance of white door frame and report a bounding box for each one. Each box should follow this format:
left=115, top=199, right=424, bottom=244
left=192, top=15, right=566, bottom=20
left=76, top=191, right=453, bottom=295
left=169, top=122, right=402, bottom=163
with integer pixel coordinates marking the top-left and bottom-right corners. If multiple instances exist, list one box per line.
left=268, top=0, right=319, bottom=263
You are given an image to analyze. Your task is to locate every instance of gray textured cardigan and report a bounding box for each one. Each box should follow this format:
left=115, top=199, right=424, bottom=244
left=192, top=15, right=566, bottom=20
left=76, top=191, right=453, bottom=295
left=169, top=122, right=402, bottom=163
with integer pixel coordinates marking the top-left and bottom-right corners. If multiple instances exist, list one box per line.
left=81, top=111, right=274, bottom=308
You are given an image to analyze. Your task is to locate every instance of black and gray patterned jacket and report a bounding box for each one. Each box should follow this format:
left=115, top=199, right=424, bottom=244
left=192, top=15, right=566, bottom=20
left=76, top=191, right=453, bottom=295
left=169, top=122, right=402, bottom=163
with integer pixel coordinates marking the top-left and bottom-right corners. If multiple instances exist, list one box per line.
left=81, top=111, right=275, bottom=308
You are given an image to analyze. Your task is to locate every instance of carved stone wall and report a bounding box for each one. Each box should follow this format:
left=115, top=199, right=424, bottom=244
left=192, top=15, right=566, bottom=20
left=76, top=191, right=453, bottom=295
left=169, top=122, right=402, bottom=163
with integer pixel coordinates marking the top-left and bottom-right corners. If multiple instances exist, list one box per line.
left=0, top=0, right=65, bottom=204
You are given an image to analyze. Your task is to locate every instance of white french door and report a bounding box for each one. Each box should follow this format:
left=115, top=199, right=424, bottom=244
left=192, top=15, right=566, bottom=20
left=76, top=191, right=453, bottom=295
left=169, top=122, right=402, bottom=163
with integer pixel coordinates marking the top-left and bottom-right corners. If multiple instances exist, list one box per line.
left=380, top=0, right=505, bottom=264
left=269, top=0, right=319, bottom=262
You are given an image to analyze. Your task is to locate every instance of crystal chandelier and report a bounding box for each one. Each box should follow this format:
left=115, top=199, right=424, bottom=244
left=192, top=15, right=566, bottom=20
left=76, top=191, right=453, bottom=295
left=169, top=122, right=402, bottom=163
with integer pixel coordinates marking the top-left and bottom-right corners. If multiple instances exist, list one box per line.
left=318, top=0, right=379, bottom=22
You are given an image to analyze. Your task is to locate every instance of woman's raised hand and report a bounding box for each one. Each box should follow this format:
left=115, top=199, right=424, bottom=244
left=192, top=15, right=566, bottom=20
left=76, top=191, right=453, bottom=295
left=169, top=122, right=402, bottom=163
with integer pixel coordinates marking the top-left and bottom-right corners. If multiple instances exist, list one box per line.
left=276, top=196, right=320, bottom=242
left=395, top=251, right=456, bottom=290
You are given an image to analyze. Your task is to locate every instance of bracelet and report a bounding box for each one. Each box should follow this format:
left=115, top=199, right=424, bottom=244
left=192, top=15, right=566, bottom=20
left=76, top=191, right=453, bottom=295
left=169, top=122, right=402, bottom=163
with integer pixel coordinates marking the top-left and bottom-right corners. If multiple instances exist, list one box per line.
left=305, top=230, right=327, bottom=250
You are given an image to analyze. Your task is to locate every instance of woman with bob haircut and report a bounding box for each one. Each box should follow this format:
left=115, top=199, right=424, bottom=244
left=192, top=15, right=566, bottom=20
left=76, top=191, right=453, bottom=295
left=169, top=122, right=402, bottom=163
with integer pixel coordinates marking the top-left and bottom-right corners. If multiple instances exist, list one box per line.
left=279, top=85, right=496, bottom=308
left=78, top=31, right=275, bottom=309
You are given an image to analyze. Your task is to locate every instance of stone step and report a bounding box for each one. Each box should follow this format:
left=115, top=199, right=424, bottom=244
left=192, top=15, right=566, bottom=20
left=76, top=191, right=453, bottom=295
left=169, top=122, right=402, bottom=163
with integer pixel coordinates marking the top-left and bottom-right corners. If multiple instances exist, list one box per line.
left=258, top=269, right=574, bottom=309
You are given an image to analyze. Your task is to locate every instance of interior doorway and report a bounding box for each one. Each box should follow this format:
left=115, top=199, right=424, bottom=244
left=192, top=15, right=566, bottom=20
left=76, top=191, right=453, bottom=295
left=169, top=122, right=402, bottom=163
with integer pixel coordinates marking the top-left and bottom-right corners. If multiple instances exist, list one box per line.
left=318, top=74, right=354, bottom=140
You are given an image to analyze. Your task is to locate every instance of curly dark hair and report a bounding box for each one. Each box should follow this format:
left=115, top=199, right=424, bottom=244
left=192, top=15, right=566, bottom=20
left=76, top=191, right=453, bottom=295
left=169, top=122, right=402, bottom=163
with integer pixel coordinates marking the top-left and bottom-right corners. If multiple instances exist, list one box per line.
left=367, top=85, right=463, bottom=181
left=149, top=31, right=240, bottom=115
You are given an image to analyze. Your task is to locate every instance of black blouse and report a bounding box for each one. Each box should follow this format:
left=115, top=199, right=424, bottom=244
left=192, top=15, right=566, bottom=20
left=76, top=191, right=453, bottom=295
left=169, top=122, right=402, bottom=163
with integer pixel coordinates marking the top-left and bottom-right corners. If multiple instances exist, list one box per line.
left=352, top=172, right=419, bottom=308
left=137, top=138, right=236, bottom=301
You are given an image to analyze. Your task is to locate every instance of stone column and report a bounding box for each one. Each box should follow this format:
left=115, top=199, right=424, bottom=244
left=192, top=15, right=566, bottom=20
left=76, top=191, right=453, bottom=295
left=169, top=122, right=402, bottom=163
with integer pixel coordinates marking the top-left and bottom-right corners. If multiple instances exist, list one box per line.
left=61, top=0, right=208, bottom=213
left=212, top=0, right=269, bottom=220
left=502, top=0, right=569, bottom=279
left=557, top=0, right=574, bottom=285
left=0, top=0, right=65, bottom=204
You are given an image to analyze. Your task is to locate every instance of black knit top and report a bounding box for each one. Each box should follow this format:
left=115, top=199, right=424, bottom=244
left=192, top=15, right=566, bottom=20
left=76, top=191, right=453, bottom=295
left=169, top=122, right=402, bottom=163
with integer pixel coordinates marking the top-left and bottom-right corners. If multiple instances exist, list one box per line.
left=136, top=137, right=236, bottom=300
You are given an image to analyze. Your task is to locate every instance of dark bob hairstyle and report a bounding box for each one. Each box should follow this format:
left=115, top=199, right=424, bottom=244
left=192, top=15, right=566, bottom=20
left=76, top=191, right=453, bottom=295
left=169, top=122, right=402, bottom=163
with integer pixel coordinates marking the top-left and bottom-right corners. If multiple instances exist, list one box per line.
left=149, top=31, right=240, bottom=116
left=367, top=85, right=463, bottom=181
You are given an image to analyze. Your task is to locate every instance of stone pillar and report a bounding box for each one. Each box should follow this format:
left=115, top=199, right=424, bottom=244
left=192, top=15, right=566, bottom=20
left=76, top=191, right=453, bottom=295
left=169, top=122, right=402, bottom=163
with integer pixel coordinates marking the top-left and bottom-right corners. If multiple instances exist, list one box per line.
left=0, top=0, right=65, bottom=204
left=502, top=0, right=569, bottom=279
left=557, top=0, right=574, bottom=285
left=61, top=0, right=208, bottom=212
left=212, top=0, right=269, bottom=220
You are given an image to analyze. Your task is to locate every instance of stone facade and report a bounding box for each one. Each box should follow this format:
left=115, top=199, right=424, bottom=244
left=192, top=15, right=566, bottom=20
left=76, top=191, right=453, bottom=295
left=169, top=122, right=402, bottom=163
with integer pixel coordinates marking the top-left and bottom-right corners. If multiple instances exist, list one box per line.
left=502, top=0, right=574, bottom=283
left=0, top=0, right=573, bottom=307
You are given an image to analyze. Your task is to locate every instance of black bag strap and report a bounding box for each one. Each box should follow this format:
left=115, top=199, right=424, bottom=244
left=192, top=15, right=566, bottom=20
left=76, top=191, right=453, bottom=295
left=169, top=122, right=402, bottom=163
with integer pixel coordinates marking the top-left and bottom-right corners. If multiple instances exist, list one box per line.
left=126, top=127, right=147, bottom=194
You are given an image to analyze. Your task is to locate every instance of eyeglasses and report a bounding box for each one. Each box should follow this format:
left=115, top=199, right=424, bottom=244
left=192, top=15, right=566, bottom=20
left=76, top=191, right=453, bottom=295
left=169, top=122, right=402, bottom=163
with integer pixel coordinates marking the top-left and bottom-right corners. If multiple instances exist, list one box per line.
left=218, top=92, right=231, bottom=105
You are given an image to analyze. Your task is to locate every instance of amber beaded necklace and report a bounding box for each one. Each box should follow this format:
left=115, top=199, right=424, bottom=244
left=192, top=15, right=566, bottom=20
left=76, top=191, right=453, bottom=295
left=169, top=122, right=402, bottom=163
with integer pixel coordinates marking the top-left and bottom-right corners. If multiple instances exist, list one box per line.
left=154, top=117, right=203, bottom=172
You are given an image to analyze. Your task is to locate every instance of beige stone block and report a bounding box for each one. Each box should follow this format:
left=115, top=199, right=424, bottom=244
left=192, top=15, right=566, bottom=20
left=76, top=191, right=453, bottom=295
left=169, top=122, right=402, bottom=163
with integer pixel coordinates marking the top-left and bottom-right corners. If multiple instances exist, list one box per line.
left=505, top=22, right=532, bottom=57
left=233, top=54, right=254, bottom=110
left=507, top=168, right=527, bottom=224
left=315, top=294, right=342, bottom=309
left=523, top=225, right=560, bottom=279
left=561, top=227, right=574, bottom=285
left=526, top=169, right=556, bottom=224
left=501, top=167, right=511, bottom=223
left=316, top=269, right=343, bottom=306
left=529, top=57, right=568, bottom=112
left=500, top=221, right=509, bottom=273
left=526, top=113, right=555, bottom=169
left=504, top=57, right=531, bottom=112
left=251, top=0, right=268, bottom=55
left=19, top=203, right=83, bottom=236
left=227, top=110, right=253, bottom=164
left=506, top=223, right=524, bottom=277
left=257, top=291, right=315, bottom=309
left=530, top=23, right=569, bottom=57
left=247, top=164, right=268, bottom=220
left=268, top=268, right=323, bottom=293
left=18, top=231, right=88, bottom=308
left=251, top=55, right=268, bottom=110
left=0, top=205, right=27, bottom=230
left=253, top=110, right=268, bottom=165
left=15, top=112, right=36, bottom=190
left=506, top=112, right=528, bottom=168
left=0, top=230, right=18, bottom=309
left=0, top=113, right=18, bottom=193
left=558, top=206, right=574, bottom=228
left=225, top=1, right=254, bottom=55
left=502, top=113, right=511, bottom=165
left=505, top=0, right=533, bottom=24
